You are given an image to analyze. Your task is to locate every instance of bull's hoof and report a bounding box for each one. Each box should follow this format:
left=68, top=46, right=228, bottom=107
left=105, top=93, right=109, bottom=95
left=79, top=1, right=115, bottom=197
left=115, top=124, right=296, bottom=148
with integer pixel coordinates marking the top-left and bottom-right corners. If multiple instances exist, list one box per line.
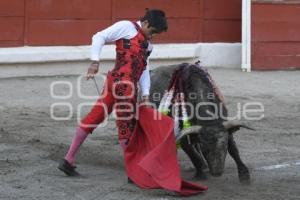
left=238, top=167, right=250, bottom=184
left=194, top=171, right=208, bottom=180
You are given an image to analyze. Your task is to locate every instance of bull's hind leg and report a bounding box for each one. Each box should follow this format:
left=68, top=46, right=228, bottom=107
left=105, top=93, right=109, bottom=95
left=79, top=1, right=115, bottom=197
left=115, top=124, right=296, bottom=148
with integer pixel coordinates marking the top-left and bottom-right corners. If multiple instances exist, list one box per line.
left=228, top=134, right=250, bottom=184
left=181, top=137, right=208, bottom=180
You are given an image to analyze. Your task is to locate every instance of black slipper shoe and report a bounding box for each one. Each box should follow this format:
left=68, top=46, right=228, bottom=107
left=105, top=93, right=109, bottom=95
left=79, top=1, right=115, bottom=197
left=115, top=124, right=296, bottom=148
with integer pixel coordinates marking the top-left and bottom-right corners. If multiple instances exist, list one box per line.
left=58, top=159, right=80, bottom=177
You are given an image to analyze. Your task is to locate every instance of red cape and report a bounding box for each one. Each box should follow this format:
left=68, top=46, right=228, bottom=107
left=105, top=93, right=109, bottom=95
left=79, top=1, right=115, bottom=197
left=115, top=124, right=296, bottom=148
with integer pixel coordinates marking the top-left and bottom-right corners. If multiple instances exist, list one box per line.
left=124, top=106, right=208, bottom=196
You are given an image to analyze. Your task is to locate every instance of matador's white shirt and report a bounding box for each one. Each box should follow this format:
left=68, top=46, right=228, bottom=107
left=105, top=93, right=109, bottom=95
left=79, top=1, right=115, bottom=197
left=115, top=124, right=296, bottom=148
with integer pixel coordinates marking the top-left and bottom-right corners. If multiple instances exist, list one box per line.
left=91, top=21, right=152, bottom=96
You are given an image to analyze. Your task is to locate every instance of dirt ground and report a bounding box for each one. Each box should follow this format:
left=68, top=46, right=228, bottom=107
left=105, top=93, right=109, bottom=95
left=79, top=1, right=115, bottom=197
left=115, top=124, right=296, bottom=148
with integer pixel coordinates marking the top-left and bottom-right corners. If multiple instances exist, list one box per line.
left=0, top=67, right=299, bottom=200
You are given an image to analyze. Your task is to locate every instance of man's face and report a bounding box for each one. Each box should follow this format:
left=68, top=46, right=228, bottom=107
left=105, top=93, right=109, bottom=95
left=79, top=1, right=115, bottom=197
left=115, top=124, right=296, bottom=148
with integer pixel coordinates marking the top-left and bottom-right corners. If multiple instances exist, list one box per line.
left=141, top=20, right=160, bottom=40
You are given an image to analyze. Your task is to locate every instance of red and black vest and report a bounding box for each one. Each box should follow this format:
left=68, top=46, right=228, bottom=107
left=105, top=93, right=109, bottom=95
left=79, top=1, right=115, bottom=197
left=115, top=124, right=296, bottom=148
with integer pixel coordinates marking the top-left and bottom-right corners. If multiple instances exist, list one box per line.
left=113, top=22, right=151, bottom=83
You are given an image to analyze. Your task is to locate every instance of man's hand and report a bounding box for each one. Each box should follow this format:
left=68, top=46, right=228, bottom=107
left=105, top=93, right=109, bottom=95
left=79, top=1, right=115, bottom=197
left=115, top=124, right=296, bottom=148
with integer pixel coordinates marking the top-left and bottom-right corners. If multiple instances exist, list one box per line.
left=86, top=61, right=99, bottom=80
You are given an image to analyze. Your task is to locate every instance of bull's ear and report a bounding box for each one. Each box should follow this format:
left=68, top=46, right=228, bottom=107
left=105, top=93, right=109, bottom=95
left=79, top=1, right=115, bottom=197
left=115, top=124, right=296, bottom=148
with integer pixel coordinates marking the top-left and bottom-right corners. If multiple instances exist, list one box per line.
left=223, top=120, right=255, bottom=133
left=176, top=125, right=202, bottom=142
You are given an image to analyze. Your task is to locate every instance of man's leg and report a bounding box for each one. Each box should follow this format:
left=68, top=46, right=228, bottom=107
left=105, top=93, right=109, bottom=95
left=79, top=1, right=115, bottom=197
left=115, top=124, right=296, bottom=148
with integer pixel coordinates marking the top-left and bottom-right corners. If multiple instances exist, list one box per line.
left=64, top=127, right=89, bottom=166
left=58, top=83, right=114, bottom=176
left=113, top=80, right=137, bottom=150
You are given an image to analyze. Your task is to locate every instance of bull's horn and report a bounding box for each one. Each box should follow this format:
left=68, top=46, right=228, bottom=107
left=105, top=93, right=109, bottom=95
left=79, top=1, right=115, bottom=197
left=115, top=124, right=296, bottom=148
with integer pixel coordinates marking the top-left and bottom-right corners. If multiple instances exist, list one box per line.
left=223, top=120, right=255, bottom=131
left=176, top=125, right=202, bottom=142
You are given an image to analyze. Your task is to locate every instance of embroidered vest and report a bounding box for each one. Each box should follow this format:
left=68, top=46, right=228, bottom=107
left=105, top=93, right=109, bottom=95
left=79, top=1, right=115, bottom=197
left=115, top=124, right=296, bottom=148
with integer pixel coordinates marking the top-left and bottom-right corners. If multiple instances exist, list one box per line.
left=113, top=22, right=151, bottom=82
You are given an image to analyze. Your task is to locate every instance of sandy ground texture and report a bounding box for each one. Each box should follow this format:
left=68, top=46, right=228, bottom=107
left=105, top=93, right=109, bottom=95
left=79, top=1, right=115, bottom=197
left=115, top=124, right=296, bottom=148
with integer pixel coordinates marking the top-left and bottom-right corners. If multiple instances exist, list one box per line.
left=0, top=68, right=299, bottom=200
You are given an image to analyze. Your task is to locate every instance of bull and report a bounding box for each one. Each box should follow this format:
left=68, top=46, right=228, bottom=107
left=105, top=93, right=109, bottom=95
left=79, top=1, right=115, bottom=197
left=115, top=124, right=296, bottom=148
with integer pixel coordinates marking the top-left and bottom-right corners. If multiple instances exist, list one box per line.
left=149, top=63, right=253, bottom=183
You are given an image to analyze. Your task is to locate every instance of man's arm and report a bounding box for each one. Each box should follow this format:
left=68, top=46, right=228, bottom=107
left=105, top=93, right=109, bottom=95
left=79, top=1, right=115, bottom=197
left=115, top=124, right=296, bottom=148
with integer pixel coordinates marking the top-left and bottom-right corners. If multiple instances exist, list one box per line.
left=139, top=43, right=153, bottom=102
left=139, top=65, right=150, bottom=101
left=91, top=20, right=134, bottom=61
left=87, top=21, right=135, bottom=79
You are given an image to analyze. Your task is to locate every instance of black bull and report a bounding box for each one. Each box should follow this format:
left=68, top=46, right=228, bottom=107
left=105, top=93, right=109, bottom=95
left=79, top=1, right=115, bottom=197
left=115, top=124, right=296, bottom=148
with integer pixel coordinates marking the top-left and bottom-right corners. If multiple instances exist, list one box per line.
left=148, top=63, right=253, bottom=183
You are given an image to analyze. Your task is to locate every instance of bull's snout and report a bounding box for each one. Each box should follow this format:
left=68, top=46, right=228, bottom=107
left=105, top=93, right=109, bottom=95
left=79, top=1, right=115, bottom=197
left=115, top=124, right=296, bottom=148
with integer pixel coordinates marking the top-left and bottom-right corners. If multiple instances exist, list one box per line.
left=209, top=168, right=224, bottom=177
left=207, top=151, right=226, bottom=177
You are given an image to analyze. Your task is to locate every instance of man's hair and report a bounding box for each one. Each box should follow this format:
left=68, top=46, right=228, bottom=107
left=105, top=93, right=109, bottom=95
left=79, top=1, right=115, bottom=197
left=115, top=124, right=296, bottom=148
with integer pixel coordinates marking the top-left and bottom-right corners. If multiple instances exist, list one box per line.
left=141, top=9, right=168, bottom=33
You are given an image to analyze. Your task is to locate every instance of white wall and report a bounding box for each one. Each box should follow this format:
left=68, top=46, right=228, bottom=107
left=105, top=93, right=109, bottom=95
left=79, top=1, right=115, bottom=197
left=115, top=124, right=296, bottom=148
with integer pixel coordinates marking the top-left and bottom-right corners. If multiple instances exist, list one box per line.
left=0, top=43, right=242, bottom=78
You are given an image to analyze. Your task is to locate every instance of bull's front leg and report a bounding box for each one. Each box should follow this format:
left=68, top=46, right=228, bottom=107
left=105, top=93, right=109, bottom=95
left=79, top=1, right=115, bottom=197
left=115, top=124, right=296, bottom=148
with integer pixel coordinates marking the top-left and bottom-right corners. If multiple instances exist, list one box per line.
left=180, top=136, right=208, bottom=180
left=228, top=133, right=250, bottom=184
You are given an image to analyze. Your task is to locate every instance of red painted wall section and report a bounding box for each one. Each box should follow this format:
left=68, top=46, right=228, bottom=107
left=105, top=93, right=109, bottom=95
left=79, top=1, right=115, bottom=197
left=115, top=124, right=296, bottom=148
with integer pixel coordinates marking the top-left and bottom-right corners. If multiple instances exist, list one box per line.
left=25, top=0, right=112, bottom=45
left=27, top=19, right=112, bottom=45
left=203, top=0, right=241, bottom=42
left=252, top=1, right=300, bottom=70
left=0, top=0, right=25, bottom=16
left=114, top=0, right=201, bottom=18
left=114, top=0, right=203, bottom=43
left=0, top=0, right=25, bottom=46
left=0, top=0, right=241, bottom=47
left=26, top=0, right=112, bottom=19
